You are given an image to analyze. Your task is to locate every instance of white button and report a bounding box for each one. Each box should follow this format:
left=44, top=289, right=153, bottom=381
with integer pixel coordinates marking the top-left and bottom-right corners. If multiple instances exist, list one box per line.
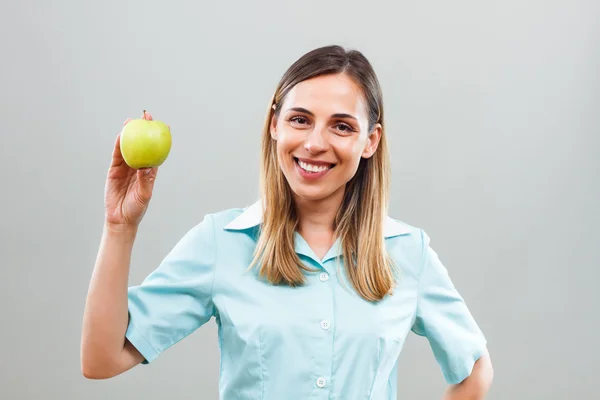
left=319, top=272, right=329, bottom=282
left=316, top=377, right=327, bottom=388
left=320, top=320, right=331, bottom=330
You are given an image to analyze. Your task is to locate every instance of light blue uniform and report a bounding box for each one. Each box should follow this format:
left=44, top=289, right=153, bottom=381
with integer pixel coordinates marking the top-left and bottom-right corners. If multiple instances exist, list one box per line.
left=125, top=200, right=487, bottom=399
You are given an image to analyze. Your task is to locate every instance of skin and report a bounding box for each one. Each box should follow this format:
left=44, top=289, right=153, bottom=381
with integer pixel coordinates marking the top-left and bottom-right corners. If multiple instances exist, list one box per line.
left=81, top=112, right=155, bottom=379
left=271, top=73, right=494, bottom=398
left=270, top=73, right=381, bottom=257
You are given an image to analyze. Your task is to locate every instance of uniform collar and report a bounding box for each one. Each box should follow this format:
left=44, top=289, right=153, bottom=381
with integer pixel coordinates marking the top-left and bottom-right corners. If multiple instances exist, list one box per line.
left=223, top=199, right=413, bottom=239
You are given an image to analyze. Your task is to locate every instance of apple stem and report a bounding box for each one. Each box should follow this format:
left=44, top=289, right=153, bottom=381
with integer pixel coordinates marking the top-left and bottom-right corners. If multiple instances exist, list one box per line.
left=143, top=109, right=146, bottom=119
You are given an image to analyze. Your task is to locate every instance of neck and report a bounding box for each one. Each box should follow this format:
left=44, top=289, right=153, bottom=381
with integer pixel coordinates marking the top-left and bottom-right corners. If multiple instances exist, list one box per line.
left=293, top=188, right=345, bottom=236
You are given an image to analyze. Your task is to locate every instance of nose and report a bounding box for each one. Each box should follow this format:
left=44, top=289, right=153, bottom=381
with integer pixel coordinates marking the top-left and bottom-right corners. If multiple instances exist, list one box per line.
left=304, top=125, right=330, bottom=154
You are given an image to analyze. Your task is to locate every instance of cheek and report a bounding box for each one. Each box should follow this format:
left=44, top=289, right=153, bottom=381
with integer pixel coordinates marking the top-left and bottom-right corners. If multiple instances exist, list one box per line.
left=274, top=133, right=299, bottom=169
left=275, top=128, right=300, bottom=152
left=334, top=139, right=365, bottom=164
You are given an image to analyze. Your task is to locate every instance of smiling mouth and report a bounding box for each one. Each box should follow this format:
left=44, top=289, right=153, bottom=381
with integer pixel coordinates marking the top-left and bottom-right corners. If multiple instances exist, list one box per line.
left=293, top=157, right=335, bottom=173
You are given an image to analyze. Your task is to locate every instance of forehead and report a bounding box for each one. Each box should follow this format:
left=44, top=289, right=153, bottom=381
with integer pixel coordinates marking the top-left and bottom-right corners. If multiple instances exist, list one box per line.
left=282, top=73, right=367, bottom=116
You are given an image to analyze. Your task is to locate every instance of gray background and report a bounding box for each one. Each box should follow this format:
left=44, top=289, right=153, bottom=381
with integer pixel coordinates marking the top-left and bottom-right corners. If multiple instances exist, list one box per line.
left=1, top=0, right=598, bottom=399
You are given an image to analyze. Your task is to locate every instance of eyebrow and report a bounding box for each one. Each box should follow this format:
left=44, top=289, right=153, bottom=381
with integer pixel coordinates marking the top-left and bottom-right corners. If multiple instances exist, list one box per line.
left=286, top=107, right=358, bottom=121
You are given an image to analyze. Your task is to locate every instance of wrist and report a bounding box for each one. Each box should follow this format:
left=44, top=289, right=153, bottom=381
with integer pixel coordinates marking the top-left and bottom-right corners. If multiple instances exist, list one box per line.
left=103, top=221, right=139, bottom=237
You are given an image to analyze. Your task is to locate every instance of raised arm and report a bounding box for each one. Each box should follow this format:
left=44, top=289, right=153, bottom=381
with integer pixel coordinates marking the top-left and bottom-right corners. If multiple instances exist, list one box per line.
left=81, top=113, right=159, bottom=379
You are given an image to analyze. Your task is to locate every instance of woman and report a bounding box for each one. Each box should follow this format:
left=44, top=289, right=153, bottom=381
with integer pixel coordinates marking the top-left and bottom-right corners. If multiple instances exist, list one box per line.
left=81, top=45, right=493, bottom=399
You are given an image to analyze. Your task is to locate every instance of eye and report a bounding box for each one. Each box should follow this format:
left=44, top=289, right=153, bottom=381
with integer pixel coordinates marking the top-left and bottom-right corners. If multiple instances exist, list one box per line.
left=289, top=116, right=310, bottom=126
left=334, top=122, right=355, bottom=133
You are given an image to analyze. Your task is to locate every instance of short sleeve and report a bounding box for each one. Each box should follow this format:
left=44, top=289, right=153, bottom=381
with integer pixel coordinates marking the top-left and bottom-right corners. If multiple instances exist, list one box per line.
left=411, top=229, right=487, bottom=384
left=125, top=214, right=217, bottom=364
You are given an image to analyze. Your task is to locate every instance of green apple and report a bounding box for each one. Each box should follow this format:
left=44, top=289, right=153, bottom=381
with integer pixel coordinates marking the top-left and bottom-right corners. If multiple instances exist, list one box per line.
left=120, top=111, right=172, bottom=169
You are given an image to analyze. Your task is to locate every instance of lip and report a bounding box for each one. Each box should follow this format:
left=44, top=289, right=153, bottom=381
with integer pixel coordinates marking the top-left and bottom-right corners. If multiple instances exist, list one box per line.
left=294, top=157, right=334, bottom=181
left=295, top=157, right=335, bottom=167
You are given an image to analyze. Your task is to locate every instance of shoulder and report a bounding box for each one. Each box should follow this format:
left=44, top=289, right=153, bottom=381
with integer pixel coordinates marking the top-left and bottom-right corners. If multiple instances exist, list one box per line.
left=185, top=206, right=246, bottom=234
left=205, top=206, right=248, bottom=229
left=187, top=203, right=258, bottom=242
left=164, top=205, right=254, bottom=265
left=385, top=216, right=423, bottom=244
left=384, top=216, right=429, bottom=276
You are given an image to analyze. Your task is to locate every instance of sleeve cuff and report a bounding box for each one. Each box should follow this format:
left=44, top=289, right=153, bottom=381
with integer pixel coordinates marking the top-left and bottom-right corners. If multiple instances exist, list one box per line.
left=443, top=342, right=487, bottom=385
left=125, top=321, right=159, bottom=365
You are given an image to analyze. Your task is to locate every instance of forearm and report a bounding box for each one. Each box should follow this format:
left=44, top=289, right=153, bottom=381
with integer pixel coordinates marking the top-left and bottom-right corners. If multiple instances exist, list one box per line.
left=443, top=352, right=494, bottom=400
left=81, top=223, right=137, bottom=372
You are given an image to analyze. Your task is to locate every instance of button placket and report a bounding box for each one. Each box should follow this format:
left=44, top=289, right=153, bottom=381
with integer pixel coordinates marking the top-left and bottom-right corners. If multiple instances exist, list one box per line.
left=311, top=259, right=336, bottom=395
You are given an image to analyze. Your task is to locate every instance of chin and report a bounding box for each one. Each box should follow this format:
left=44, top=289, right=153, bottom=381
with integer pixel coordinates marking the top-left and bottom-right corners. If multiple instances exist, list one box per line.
left=289, top=182, right=345, bottom=203
left=288, top=185, right=329, bottom=201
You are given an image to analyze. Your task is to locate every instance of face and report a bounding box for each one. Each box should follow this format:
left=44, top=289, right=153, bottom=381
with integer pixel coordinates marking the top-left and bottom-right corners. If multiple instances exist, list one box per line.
left=270, top=73, right=381, bottom=203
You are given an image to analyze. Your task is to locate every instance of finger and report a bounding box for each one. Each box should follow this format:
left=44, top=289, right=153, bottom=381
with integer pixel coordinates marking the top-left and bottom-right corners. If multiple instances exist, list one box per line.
left=123, top=118, right=132, bottom=126
left=142, top=110, right=153, bottom=121
left=110, top=134, right=125, bottom=167
left=137, top=167, right=158, bottom=199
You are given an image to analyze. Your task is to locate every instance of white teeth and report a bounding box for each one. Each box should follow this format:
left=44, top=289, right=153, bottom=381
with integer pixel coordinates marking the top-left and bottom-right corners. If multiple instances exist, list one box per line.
left=298, top=160, right=331, bottom=173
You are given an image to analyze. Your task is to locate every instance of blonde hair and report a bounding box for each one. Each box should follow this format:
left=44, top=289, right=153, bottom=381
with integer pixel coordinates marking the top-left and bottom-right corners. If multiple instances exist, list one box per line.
left=248, top=45, right=395, bottom=302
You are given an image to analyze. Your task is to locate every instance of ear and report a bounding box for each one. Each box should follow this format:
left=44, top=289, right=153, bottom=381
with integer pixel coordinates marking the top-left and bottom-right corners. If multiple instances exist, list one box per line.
left=362, top=123, right=382, bottom=158
left=270, top=105, right=278, bottom=140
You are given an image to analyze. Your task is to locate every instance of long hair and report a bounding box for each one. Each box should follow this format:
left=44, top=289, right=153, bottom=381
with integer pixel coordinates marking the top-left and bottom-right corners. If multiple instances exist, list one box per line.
left=248, top=45, right=395, bottom=302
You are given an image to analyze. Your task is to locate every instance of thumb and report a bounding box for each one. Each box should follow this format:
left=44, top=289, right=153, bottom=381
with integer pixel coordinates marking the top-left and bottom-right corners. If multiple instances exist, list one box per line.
left=137, top=167, right=158, bottom=200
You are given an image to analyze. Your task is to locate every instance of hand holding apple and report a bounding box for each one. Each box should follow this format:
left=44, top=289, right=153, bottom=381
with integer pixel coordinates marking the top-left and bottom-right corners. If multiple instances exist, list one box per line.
left=104, top=111, right=168, bottom=229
